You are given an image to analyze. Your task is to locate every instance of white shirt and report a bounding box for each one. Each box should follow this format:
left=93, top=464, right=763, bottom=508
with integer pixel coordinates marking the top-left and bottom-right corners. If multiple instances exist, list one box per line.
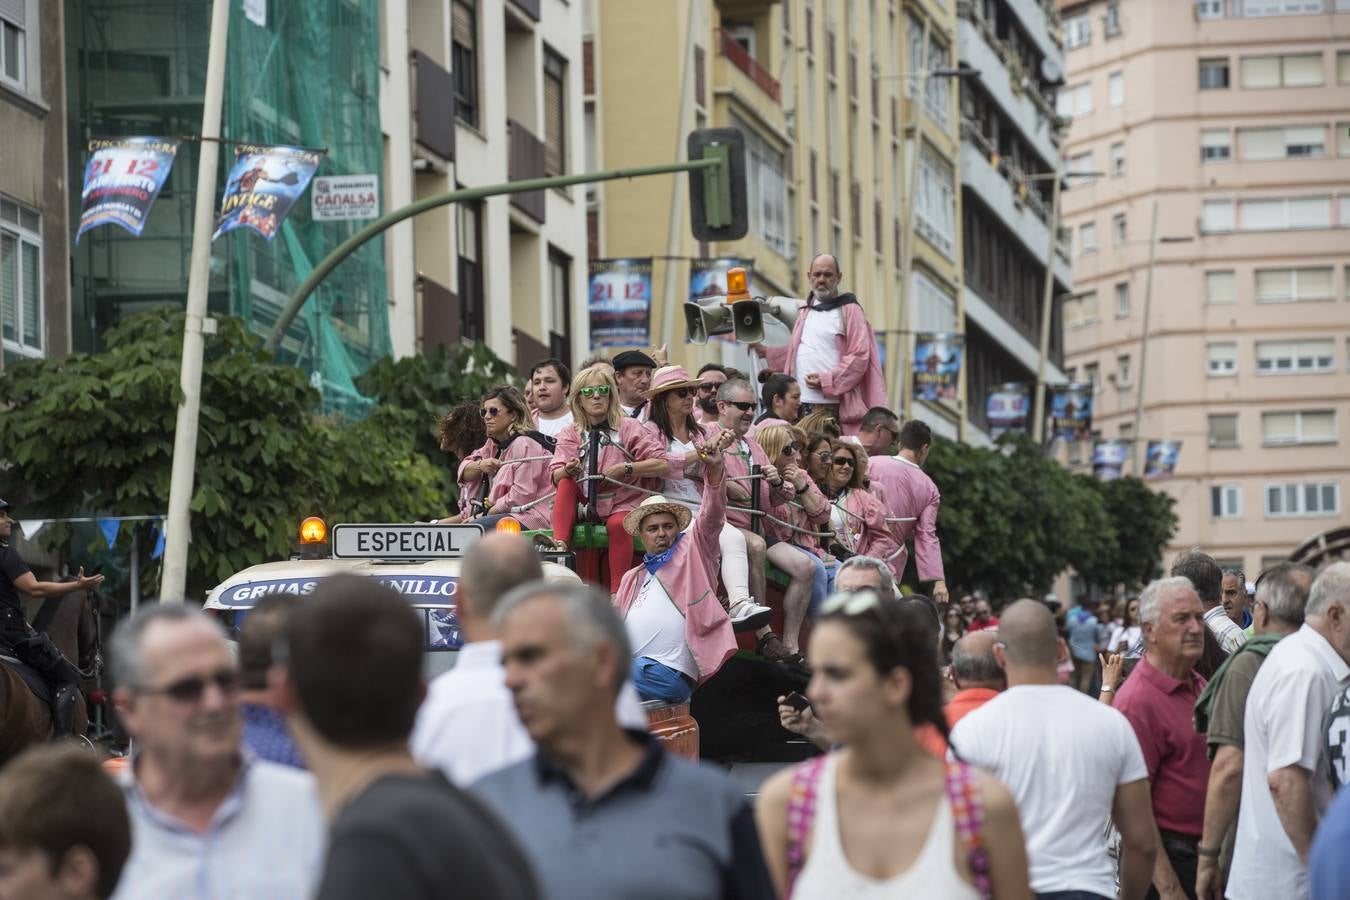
left=114, top=757, right=325, bottom=900
left=1228, top=624, right=1350, bottom=900
left=1204, top=605, right=1247, bottom=654
left=795, top=305, right=843, bottom=403
left=625, top=572, right=697, bottom=678
left=950, top=684, right=1148, bottom=896
left=1108, top=624, right=1142, bottom=654
left=412, top=640, right=647, bottom=785
left=534, top=409, right=574, bottom=438
left=661, top=435, right=703, bottom=508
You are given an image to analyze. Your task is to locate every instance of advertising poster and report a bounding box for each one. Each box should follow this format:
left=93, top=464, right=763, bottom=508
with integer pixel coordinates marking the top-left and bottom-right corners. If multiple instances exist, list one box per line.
left=75, top=137, right=180, bottom=243
left=1144, top=440, right=1182, bottom=480
left=688, top=257, right=753, bottom=345
left=213, top=144, right=326, bottom=241
left=986, top=382, right=1029, bottom=438
left=912, top=332, right=963, bottom=403
left=311, top=174, right=379, bottom=221
left=1092, top=440, right=1129, bottom=481
left=588, top=258, right=652, bottom=349
left=1050, top=382, right=1094, bottom=440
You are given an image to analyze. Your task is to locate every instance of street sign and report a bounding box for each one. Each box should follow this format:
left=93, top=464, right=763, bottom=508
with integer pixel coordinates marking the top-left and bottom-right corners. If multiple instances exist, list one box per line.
left=331, top=523, right=484, bottom=559
left=312, top=174, right=380, bottom=221
left=688, top=129, right=748, bottom=242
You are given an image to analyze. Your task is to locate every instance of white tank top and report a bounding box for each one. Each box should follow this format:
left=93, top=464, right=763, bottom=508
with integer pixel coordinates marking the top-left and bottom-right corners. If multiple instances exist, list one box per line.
left=792, top=755, right=979, bottom=900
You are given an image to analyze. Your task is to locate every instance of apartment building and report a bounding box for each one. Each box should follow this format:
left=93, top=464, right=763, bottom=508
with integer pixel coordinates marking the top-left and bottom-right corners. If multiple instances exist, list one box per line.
left=1, top=0, right=68, bottom=367
left=1057, top=0, right=1350, bottom=574
left=394, top=0, right=589, bottom=372
left=588, top=0, right=969, bottom=436
left=957, top=0, right=1073, bottom=441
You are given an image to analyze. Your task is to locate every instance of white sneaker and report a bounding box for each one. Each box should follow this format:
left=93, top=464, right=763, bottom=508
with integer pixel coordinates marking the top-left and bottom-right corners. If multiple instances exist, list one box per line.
left=728, top=598, right=772, bottom=632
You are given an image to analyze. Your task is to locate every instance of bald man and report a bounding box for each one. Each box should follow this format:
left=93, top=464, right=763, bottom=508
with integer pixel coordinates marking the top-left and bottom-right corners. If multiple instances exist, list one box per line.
left=411, top=534, right=645, bottom=784
left=945, top=631, right=1005, bottom=729
left=951, top=601, right=1158, bottom=900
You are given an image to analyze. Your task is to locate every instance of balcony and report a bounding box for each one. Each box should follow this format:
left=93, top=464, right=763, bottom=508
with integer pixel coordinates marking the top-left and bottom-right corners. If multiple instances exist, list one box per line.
left=956, top=14, right=1060, bottom=168
left=717, top=28, right=780, bottom=103
left=507, top=119, right=547, bottom=224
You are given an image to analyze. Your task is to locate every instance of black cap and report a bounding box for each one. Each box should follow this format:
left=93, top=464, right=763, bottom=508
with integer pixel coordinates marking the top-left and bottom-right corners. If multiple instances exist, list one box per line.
left=0, top=499, right=10, bottom=514
left=612, top=350, right=657, bottom=370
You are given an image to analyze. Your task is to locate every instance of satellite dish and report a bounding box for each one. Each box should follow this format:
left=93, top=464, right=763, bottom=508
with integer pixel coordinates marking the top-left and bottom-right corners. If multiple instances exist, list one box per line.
left=1040, top=57, right=1064, bottom=86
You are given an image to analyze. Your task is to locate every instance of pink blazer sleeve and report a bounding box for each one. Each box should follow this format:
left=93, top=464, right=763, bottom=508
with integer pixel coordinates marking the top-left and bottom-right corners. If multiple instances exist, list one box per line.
left=621, top=418, right=684, bottom=479
left=819, top=303, right=877, bottom=398
left=489, top=436, right=553, bottom=513
left=694, top=464, right=728, bottom=556
left=914, top=485, right=945, bottom=582
left=797, top=480, right=832, bottom=525
left=551, top=423, right=582, bottom=475
left=456, top=440, right=492, bottom=482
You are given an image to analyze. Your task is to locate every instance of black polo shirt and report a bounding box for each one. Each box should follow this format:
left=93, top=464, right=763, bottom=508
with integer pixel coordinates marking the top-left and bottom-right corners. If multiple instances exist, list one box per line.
left=0, top=542, right=31, bottom=615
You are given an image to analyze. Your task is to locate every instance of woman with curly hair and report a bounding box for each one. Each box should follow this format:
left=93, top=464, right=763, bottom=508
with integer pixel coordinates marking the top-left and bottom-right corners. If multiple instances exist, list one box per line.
left=436, top=400, right=488, bottom=522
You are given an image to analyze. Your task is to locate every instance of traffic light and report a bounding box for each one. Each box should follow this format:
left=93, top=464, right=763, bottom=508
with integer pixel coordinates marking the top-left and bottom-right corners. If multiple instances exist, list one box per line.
left=688, top=129, right=748, bottom=242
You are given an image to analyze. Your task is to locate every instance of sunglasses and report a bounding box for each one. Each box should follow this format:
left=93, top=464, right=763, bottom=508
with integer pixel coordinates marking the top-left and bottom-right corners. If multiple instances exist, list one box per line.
left=669, top=387, right=694, bottom=398
left=479, top=406, right=503, bottom=418
left=814, top=451, right=832, bottom=461
left=722, top=400, right=755, bottom=412
left=141, top=668, right=241, bottom=704
left=821, top=589, right=888, bottom=616
left=831, top=456, right=855, bottom=467
left=781, top=443, right=800, bottom=454
left=578, top=385, right=611, bottom=398
left=698, top=382, right=722, bottom=392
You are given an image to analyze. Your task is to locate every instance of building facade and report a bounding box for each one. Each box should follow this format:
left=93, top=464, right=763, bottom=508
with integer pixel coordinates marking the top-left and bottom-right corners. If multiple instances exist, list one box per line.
left=1057, top=0, right=1350, bottom=574
left=2, top=0, right=68, bottom=368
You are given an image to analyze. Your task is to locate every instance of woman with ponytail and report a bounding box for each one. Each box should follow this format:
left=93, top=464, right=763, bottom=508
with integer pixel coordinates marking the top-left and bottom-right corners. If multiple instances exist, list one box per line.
left=756, top=590, right=1031, bottom=900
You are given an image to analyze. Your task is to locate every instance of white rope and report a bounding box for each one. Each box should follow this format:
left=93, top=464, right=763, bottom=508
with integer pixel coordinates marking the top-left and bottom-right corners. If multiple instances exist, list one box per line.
left=508, top=490, right=558, bottom=514
left=885, top=516, right=919, bottom=524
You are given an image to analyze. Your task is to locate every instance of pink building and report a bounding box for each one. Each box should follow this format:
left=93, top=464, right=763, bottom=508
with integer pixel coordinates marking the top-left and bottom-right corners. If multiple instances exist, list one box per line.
left=1056, top=0, right=1349, bottom=577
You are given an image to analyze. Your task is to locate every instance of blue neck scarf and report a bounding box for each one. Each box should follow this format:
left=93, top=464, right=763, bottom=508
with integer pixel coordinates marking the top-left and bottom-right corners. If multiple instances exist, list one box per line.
left=643, top=532, right=684, bottom=575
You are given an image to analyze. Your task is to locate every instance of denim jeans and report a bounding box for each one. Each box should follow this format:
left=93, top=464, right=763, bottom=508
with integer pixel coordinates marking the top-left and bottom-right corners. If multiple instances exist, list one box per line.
left=786, top=545, right=834, bottom=618
left=631, top=657, right=694, bottom=704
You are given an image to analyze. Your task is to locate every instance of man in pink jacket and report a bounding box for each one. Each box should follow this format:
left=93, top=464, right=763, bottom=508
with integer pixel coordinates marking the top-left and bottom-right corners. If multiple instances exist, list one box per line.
left=612, top=440, right=739, bottom=703
left=751, top=253, right=887, bottom=435
left=864, top=418, right=948, bottom=605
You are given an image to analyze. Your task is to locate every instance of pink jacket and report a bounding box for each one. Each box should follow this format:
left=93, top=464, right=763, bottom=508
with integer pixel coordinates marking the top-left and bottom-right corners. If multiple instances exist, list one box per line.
left=764, top=478, right=832, bottom=556
left=550, top=417, right=681, bottom=518
left=701, top=425, right=794, bottom=530
left=764, top=299, right=888, bottom=433
left=478, top=434, right=557, bottom=530
left=614, top=471, right=737, bottom=685
left=866, top=455, right=945, bottom=582
left=455, top=447, right=490, bottom=518
left=830, top=486, right=904, bottom=580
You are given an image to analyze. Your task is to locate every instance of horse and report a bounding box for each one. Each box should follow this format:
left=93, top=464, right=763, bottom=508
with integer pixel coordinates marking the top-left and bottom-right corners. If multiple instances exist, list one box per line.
left=0, top=590, right=99, bottom=762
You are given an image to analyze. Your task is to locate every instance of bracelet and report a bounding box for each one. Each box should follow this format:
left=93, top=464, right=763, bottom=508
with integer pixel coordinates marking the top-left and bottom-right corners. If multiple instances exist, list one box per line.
left=1099, top=686, right=1113, bottom=693
left=1197, top=846, right=1221, bottom=858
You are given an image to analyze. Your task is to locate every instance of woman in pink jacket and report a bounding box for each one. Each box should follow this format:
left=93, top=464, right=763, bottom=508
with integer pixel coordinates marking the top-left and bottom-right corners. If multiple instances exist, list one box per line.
left=821, top=441, right=904, bottom=583
left=548, top=364, right=680, bottom=592
left=461, top=385, right=557, bottom=531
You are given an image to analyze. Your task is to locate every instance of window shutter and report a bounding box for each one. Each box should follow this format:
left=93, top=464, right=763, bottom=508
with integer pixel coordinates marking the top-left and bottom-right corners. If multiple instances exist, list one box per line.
left=1240, top=56, right=1280, bottom=88
left=19, top=241, right=37, bottom=347
left=1295, top=267, right=1332, bottom=298
left=1, top=233, right=16, bottom=341
left=1239, top=128, right=1282, bottom=160
left=1282, top=54, right=1323, bottom=86
left=452, top=1, right=475, bottom=50
left=0, top=0, right=25, bottom=26
left=1287, top=196, right=1329, bottom=228
left=544, top=64, right=565, bottom=175
left=1255, top=268, right=1292, bottom=301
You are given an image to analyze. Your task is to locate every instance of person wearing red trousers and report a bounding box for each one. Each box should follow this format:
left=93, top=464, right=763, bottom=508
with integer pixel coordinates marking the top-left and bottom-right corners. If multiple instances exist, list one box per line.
left=547, top=364, right=686, bottom=593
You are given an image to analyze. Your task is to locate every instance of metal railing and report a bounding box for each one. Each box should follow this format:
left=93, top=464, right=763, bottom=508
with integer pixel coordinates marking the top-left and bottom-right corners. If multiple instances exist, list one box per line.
left=717, top=28, right=781, bottom=103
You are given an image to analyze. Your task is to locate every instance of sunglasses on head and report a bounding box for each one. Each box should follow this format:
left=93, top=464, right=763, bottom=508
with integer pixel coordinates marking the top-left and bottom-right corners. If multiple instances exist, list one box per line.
left=141, top=668, right=241, bottom=704
left=831, top=456, right=855, bottom=467
left=821, top=589, right=890, bottom=617
left=723, top=400, right=755, bottom=412
left=479, top=406, right=503, bottom=418
left=578, top=385, right=611, bottom=398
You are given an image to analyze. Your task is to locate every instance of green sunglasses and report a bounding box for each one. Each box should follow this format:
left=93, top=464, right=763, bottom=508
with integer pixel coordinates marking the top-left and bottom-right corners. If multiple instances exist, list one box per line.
left=578, top=385, right=612, bottom=398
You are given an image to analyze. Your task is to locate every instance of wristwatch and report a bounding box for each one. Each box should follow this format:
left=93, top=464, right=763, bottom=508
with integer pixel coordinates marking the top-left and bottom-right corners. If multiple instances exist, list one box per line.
left=624, top=462, right=634, bottom=477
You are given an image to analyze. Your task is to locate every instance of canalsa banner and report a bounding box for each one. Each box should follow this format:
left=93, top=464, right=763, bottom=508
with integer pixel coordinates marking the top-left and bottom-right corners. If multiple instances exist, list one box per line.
left=986, top=382, right=1029, bottom=438
left=688, top=257, right=754, bottom=345
left=912, top=332, right=963, bottom=404
left=213, top=144, right=326, bottom=242
left=1092, top=440, right=1130, bottom=481
left=588, top=258, right=652, bottom=349
left=1050, top=382, right=1094, bottom=441
left=75, top=137, right=180, bottom=243
left=1144, top=440, right=1182, bottom=480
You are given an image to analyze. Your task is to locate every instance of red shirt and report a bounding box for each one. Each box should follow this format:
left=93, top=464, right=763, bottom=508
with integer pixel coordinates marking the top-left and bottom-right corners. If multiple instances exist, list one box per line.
left=967, top=616, right=999, bottom=633
left=1114, top=655, right=1210, bottom=837
left=945, top=687, right=1001, bottom=730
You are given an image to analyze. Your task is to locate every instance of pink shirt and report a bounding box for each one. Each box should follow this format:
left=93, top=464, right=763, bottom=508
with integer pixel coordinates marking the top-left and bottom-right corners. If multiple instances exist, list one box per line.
left=481, top=435, right=556, bottom=530
left=700, top=425, right=794, bottom=530
left=455, top=446, right=490, bottom=518
left=763, top=299, right=887, bottom=433
left=763, top=478, right=831, bottom=554
left=866, top=455, right=945, bottom=582
left=550, top=417, right=681, bottom=518
left=829, top=487, right=903, bottom=579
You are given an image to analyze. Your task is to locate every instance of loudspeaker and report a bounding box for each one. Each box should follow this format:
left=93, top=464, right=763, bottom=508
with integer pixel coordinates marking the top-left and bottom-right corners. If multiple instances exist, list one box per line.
left=684, top=300, right=732, bottom=345
left=730, top=300, right=764, bottom=344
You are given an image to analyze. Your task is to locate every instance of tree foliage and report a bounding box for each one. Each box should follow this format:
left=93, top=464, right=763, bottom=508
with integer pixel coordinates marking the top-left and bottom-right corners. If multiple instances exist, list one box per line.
left=0, top=310, right=444, bottom=599
left=923, top=435, right=1176, bottom=597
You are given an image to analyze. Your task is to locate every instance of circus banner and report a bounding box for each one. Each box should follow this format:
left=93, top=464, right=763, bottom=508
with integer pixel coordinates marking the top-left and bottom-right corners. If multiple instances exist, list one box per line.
left=213, top=144, right=325, bottom=241
left=75, top=137, right=180, bottom=243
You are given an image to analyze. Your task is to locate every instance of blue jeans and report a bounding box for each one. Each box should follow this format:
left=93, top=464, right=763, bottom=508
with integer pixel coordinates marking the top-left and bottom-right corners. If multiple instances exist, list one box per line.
left=787, top=546, right=835, bottom=618
left=631, top=657, right=694, bottom=704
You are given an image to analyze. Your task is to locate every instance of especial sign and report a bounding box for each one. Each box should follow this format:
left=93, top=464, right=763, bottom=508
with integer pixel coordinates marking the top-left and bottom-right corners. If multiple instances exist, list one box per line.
left=331, top=523, right=484, bottom=559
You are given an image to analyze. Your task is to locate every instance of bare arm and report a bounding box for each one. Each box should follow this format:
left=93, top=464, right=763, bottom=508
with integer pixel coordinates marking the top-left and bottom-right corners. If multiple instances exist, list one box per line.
left=754, top=768, right=795, bottom=899
left=1269, top=764, right=1317, bottom=862
left=1112, top=779, right=1159, bottom=900
left=1195, top=744, right=1243, bottom=900
left=13, top=569, right=103, bottom=599
left=1148, top=826, right=1188, bottom=900
left=776, top=697, right=830, bottom=751
left=973, top=772, right=1033, bottom=900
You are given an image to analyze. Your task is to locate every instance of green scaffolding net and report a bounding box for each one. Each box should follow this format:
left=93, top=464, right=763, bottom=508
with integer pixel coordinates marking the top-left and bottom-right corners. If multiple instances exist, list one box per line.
left=67, top=0, right=390, bottom=415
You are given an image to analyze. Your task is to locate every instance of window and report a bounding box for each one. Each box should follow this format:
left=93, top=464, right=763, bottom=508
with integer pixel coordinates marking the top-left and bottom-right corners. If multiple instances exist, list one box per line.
left=1079, top=221, right=1097, bottom=255
left=1209, top=413, right=1239, bottom=447
left=1197, top=1, right=1227, bottom=18
left=1240, top=0, right=1328, bottom=14
left=1065, top=13, right=1091, bottom=48
left=1212, top=485, right=1242, bottom=519
left=457, top=200, right=484, bottom=341
left=1117, top=354, right=1132, bottom=386
left=1112, top=213, right=1127, bottom=244
left=1256, top=340, right=1336, bottom=373
left=1240, top=54, right=1324, bottom=88
left=1110, top=141, right=1126, bottom=176
left=915, top=145, right=956, bottom=259
left=925, top=36, right=951, bottom=126
left=1239, top=125, right=1326, bottom=160
left=451, top=0, right=478, bottom=128
left=0, top=197, right=41, bottom=358
left=1104, top=3, right=1122, bottom=36
left=912, top=270, right=958, bottom=333
left=1340, top=122, right=1350, bottom=157
left=0, top=3, right=24, bottom=90
left=1201, top=129, right=1232, bottom=162
left=1255, top=267, right=1334, bottom=302
left=1206, top=270, right=1237, bottom=303
left=1201, top=200, right=1235, bottom=233
left=1239, top=196, right=1330, bottom=230
left=1063, top=291, right=1100, bottom=327
left=1115, top=282, right=1131, bottom=315
left=547, top=247, right=572, bottom=367
left=1265, top=481, right=1339, bottom=517
left=1085, top=362, right=1101, bottom=393
left=733, top=117, right=789, bottom=256
left=1199, top=58, right=1230, bottom=89
left=1108, top=72, right=1125, bottom=106
left=1207, top=341, right=1238, bottom=376
left=1262, top=410, right=1335, bottom=444
left=1340, top=50, right=1350, bottom=84
left=1056, top=82, right=1093, bottom=118
left=905, top=16, right=923, bottom=98
left=1067, top=151, right=1096, bottom=186
left=543, top=49, right=568, bottom=177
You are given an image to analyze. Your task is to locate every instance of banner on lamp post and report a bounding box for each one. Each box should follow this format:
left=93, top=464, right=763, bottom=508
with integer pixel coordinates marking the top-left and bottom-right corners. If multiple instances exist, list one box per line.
left=912, top=332, right=963, bottom=404
left=213, top=144, right=326, bottom=241
left=986, top=382, right=1030, bottom=438
left=1050, top=382, right=1094, bottom=441
left=76, top=137, right=181, bottom=243
left=588, top=258, right=652, bottom=349
left=1092, top=440, right=1129, bottom=481
left=1144, top=440, right=1182, bottom=480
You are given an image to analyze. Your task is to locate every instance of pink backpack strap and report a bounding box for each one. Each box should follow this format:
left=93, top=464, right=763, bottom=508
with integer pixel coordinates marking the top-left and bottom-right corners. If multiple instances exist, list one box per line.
left=785, top=754, right=827, bottom=897
left=944, top=760, right=993, bottom=900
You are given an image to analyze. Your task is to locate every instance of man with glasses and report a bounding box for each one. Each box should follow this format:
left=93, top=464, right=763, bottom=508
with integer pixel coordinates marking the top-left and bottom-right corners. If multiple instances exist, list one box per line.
left=749, top=253, right=886, bottom=435
left=109, top=605, right=324, bottom=899
left=693, top=363, right=727, bottom=425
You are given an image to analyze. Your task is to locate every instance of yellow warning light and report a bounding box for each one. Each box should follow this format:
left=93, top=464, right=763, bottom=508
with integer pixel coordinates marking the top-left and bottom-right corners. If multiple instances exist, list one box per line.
left=495, top=517, right=523, bottom=536
left=724, top=267, right=751, bottom=304
left=299, top=517, right=328, bottom=544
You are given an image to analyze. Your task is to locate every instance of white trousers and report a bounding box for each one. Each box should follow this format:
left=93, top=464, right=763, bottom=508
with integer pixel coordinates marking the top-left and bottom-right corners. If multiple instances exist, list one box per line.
left=718, top=522, right=752, bottom=606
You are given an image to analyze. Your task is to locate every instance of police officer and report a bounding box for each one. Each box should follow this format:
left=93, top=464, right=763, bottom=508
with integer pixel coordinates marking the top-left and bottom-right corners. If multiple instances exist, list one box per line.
left=0, top=499, right=104, bottom=735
